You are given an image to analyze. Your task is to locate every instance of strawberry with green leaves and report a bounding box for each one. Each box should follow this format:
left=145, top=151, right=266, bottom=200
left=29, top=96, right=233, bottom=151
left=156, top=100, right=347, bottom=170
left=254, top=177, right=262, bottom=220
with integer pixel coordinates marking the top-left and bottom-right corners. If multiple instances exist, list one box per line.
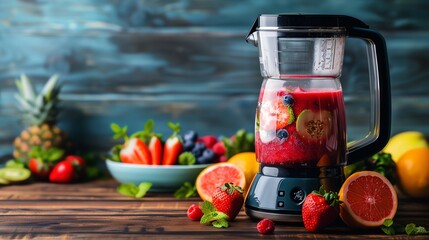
left=212, top=182, right=244, bottom=221
left=302, top=186, right=340, bottom=232
left=111, top=123, right=152, bottom=164
left=162, top=122, right=183, bottom=165
left=28, top=147, right=64, bottom=179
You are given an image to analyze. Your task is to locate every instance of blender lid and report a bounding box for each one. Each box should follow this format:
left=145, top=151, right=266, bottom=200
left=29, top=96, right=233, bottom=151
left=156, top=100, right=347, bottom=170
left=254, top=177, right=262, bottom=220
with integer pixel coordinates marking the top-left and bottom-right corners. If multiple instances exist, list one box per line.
left=247, top=14, right=369, bottom=39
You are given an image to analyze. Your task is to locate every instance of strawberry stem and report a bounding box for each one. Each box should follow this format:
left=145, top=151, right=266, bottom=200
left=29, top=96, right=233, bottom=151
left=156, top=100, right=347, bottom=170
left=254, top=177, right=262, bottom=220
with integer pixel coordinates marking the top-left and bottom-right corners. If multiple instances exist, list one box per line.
left=220, top=182, right=244, bottom=195
left=313, top=185, right=340, bottom=208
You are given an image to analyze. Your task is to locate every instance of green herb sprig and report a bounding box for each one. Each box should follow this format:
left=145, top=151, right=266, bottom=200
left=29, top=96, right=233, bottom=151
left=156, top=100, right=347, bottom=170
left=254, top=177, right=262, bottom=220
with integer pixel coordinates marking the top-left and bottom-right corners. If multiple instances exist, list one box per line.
left=200, top=201, right=229, bottom=228
left=117, top=182, right=152, bottom=198
left=382, top=219, right=429, bottom=235
left=174, top=182, right=197, bottom=199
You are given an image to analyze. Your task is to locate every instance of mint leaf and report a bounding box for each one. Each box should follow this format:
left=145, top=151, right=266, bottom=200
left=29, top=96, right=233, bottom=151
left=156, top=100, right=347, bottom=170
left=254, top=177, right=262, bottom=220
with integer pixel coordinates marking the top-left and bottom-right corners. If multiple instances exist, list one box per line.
left=212, top=212, right=229, bottom=221
left=117, top=183, right=138, bottom=197
left=144, top=119, right=154, bottom=133
left=383, top=219, right=394, bottom=227
left=167, top=122, right=181, bottom=137
left=212, top=219, right=229, bottom=228
left=111, top=123, right=122, bottom=133
left=222, top=129, right=255, bottom=159
left=46, top=148, right=64, bottom=162
left=117, top=182, right=152, bottom=198
left=199, top=201, right=230, bottom=228
left=174, top=182, right=197, bottom=199
left=414, top=226, right=429, bottom=234
left=111, top=123, right=129, bottom=141
left=178, top=152, right=196, bottom=165
left=406, top=223, right=429, bottom=235
left=201, top=200, right=216, bottom=214
left=135, top=182, right=152, bottom=198
left=200, top=212, right=216, bottom=224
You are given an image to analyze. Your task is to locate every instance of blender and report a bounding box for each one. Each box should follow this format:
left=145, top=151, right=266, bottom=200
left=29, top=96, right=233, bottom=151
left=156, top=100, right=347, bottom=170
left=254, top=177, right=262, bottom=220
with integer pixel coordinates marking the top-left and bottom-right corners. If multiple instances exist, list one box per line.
left=244, top=14, right=391, bottom=222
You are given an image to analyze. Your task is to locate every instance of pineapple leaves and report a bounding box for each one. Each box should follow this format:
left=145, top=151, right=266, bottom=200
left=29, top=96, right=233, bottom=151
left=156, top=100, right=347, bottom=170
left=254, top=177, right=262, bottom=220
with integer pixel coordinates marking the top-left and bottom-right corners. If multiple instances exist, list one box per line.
left=41, top=74, right=59, bottom=101
left=15, top=74, right=61, bottom=126
left=17, top=74, right=36, bottom=101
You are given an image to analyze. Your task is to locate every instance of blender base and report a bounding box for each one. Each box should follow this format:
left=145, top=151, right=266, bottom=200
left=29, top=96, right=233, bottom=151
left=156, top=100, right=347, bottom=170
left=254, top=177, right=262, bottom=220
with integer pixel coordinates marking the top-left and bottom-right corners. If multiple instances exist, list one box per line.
left=245, top=170, right=341, bottom=222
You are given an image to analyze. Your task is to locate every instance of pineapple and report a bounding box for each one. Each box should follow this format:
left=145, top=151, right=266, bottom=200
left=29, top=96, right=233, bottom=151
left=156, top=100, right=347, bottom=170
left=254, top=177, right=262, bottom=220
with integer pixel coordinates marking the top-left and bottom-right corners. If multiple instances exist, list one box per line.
left=13, top=74, right=68, bottom=163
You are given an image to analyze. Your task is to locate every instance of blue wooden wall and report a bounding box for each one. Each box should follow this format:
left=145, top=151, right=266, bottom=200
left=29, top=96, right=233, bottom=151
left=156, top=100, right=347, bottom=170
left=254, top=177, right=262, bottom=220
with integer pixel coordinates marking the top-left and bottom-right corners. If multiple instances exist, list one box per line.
left=1, top=0, right=428, bottom=157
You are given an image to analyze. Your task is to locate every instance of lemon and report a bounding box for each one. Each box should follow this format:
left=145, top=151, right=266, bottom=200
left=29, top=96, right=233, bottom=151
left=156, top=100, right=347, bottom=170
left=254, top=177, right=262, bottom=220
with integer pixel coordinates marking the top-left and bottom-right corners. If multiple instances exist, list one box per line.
left=227, top=152, right=259, bottom=189
left=383, top=131, right=428, bottom=162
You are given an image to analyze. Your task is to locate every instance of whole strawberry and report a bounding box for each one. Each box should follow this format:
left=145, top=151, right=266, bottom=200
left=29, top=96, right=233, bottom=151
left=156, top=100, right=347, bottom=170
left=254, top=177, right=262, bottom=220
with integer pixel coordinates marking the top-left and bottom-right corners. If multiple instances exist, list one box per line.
left=302, top=186, right=340, bottom=232
left=212, top=182, right=244, bottom=221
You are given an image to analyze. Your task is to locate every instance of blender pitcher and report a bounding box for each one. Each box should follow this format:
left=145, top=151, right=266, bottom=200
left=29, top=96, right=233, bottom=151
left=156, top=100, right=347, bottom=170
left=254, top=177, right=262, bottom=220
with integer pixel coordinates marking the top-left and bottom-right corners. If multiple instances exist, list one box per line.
left=244, top=14, right=391, bottom=222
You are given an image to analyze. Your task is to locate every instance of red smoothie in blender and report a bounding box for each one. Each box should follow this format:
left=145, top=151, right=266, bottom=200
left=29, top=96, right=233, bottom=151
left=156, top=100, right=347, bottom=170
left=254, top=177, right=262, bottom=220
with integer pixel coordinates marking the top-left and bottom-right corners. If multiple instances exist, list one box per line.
left=255, top=84, right=347, bottom=167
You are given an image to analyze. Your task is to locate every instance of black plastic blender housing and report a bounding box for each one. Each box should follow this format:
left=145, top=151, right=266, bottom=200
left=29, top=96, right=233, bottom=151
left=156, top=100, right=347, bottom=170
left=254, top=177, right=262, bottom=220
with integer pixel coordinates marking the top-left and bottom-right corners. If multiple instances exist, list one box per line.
left=244, top=14, right=391, bottom=222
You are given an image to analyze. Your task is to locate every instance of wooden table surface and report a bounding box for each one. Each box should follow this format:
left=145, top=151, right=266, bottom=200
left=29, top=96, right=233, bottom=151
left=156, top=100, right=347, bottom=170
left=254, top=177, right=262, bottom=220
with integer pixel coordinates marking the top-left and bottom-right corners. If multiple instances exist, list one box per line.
left=0, top=179, right=428, bottom=239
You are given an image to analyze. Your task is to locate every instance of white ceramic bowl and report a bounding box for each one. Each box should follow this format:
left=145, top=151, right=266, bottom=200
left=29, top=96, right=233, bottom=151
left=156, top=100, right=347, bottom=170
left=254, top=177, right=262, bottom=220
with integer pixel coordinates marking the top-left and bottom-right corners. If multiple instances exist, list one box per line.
left=106, top=160, right=210, bottom=192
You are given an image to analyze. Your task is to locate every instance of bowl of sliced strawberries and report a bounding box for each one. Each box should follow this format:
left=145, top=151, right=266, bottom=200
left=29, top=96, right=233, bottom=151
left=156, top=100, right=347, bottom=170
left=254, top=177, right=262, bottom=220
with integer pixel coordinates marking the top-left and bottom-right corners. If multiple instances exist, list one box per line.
left=106, top=120, right=234, bottom=192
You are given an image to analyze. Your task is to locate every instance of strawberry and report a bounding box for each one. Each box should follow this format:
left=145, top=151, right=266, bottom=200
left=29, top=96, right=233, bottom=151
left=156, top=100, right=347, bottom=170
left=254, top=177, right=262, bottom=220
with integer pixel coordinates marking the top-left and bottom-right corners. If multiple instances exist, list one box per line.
left=162, top=122, right=183, bottom=165
left=64, top=155, right=86, bottom=178
left=120, top=138, right=152, bottom=164
left=212, top=182, right=244, bottom=221
left=28, top=158, right=55, bottom=179
left=301, top=186, right=340, bottom=232
left=198, top=135, right=218, bottom=149
left=28, top=147, right=64, bottom=179
left=149, top=136, right=163, bottom=165
left=49, top=160, right=75, bottom=183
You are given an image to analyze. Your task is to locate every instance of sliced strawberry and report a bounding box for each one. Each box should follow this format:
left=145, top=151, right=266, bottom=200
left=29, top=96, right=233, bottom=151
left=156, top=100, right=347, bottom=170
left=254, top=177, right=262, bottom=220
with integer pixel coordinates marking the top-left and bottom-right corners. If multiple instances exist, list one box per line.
left=162, top=137, right=183, bottom=165
left=259, top=97, right=295, bottom=130
left=149, top=136, right=163, bottom=165
left=120, top=138, right=152, bottom=164
left=198, top=135, right=218, bottom=149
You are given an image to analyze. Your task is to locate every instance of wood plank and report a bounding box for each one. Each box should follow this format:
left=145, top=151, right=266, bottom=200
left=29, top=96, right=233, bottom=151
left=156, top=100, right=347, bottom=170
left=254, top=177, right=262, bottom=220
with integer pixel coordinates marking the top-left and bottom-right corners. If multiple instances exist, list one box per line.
left=0, top=179, right=428, bottom=238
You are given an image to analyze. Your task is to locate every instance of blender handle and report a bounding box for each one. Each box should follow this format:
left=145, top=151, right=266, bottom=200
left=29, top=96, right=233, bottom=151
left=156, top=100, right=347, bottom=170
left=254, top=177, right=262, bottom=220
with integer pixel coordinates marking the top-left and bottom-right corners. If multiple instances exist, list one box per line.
left=346, top=27, right=391, bottom=164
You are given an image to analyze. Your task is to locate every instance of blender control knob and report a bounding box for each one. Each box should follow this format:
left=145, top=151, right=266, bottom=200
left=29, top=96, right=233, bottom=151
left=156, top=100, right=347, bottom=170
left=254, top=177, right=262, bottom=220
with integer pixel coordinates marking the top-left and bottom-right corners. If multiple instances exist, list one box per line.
left=290, top=187, right=305, bottom=203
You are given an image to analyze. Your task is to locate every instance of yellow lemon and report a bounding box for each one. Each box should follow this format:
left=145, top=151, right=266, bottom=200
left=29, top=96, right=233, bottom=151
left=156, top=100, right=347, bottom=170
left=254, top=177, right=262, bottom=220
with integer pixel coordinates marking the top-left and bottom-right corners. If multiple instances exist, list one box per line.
left=383, top=131, right=428, bottom=162
left=228, top=152, right=259, bottom=189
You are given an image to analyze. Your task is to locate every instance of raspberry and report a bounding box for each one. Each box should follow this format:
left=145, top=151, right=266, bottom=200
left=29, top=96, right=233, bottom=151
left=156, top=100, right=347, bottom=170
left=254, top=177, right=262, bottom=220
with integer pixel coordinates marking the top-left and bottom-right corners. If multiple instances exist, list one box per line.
left=218, top=155, right=228, bottom=162
left=212, top=141, right=226, bottom=155
left=257, top=218, right=275, bottom=234
left=198, top=136, right=218, bottom=149
left=187, top=204, right=204, bottom=221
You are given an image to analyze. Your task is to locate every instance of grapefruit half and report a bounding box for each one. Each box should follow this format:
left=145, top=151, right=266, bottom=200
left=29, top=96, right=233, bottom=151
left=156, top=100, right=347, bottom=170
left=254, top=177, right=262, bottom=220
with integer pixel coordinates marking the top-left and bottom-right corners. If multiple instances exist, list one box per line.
left=339, top=171, right=398, bottom=228
left=196, top=163, right=246, bottom=202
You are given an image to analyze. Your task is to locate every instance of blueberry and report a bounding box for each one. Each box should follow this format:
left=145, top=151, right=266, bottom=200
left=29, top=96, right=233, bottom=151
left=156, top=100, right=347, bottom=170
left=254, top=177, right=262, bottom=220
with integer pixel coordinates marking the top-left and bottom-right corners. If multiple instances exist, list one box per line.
left=191, top=142, right=206, bottom=157
left=183, top=130, right=198, bottom=143
left=197, top=149, right=216, bottom=164
left=276, top=129, right=289, bottom=141
left=183, top=140, right=195, bottom=151
left=282, top=95, right=295, bottom=106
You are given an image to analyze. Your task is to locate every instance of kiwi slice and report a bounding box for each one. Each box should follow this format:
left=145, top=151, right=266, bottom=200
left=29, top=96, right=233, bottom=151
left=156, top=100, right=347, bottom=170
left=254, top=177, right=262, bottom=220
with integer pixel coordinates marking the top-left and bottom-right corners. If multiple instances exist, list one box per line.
left=0, top=177, right=10, bottom=185
left=0, top=168, right=31, bottom=182
left=296, top=109, right=332, bottom=141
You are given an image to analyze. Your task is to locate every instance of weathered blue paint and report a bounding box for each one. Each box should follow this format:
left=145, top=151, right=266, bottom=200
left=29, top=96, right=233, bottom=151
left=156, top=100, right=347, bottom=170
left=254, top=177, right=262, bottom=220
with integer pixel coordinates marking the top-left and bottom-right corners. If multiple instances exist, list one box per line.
left=1, top=0, right=428, bottom=157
